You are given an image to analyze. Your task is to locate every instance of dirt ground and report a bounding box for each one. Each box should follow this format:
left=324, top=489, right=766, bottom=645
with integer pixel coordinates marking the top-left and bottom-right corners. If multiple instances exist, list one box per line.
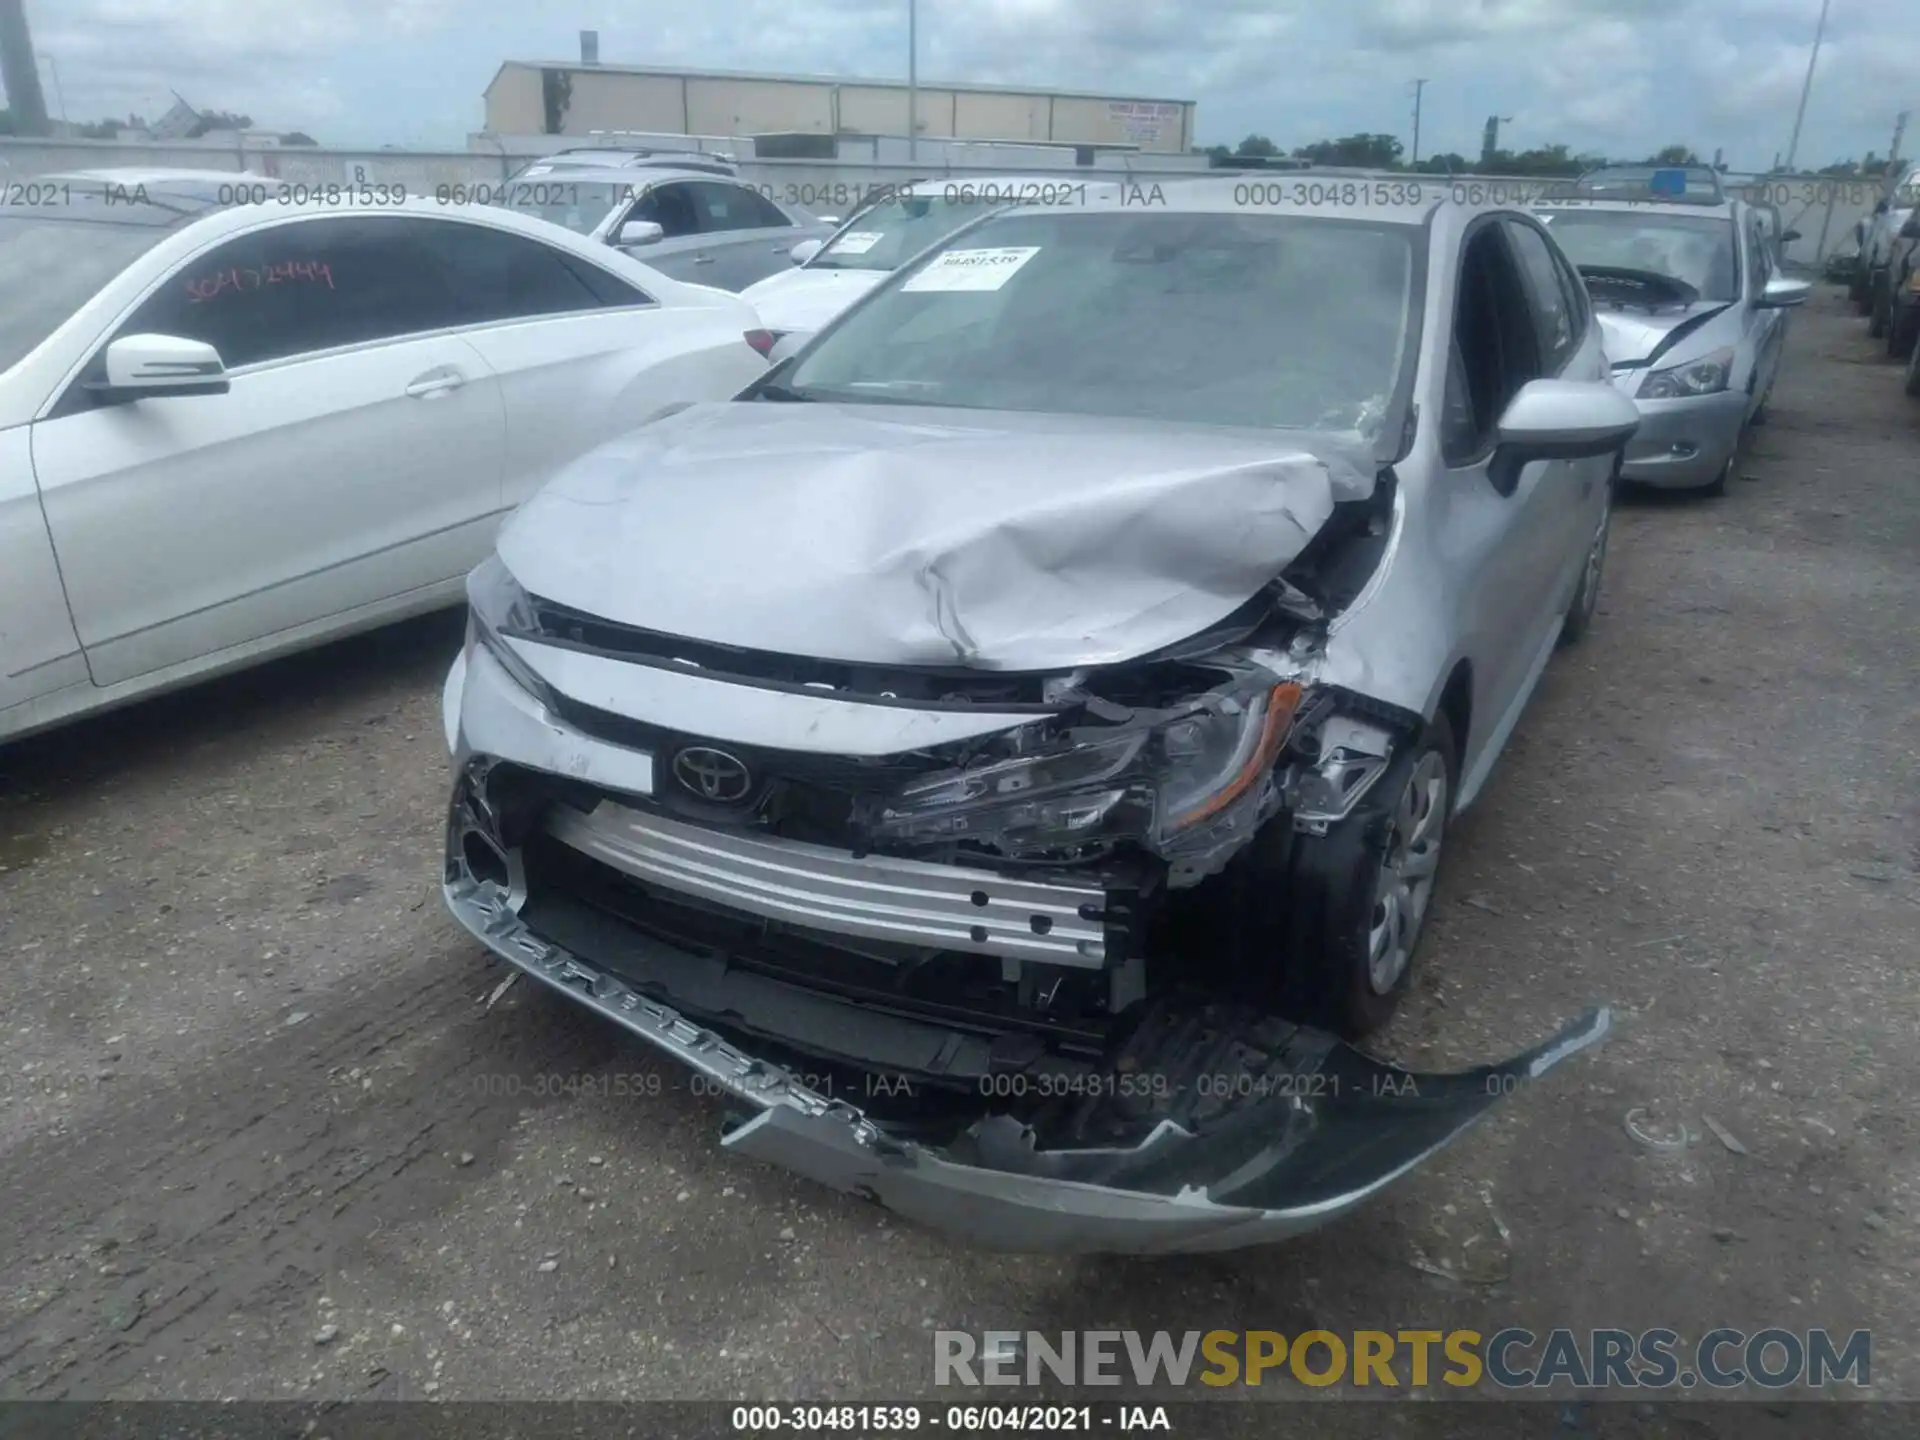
left=1, top=290, right=1915, bottom=1426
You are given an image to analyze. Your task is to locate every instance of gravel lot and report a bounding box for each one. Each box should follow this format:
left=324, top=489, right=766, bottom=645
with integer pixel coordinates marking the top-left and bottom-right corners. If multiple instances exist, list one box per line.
left=1, top=289, right=1915, bottom=1422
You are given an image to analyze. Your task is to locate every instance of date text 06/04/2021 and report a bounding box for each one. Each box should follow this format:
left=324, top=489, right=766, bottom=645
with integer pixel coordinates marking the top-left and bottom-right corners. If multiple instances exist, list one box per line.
left=730, top=1405, right=1173, bottom=1432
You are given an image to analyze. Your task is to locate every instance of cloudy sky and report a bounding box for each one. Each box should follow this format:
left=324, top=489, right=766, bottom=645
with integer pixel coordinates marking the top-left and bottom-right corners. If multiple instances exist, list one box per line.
left=13, top=0, right=1918, bottom=171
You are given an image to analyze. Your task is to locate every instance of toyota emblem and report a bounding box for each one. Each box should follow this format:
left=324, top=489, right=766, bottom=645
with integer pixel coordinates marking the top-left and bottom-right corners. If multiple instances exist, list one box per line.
left=672, top=746, right=754, bottom=803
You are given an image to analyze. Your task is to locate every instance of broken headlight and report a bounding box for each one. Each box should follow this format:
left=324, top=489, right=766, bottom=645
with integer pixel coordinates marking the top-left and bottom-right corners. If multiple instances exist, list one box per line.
left=466, top=554, right=553, bottom=706
left=865, top=682, right=1304, bottom=857
left=1637, top=346, right=1734, bottom=399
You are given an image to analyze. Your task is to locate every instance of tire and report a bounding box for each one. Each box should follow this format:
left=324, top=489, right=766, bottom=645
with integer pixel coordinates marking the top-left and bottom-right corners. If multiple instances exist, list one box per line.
left=1868, top=281, right=1890, bottom=339
left=1234, top=711, right=1460, bottom=1039
left=1888, top=301, right=1918, bottom=360
left=1558, top=479, right=1612, bottom=646
left=1905, top=327, right=1920, bottom=398
left=1849, top=269, right=1870, bottom=310
left=1701, top=453, right=1732, bottom=497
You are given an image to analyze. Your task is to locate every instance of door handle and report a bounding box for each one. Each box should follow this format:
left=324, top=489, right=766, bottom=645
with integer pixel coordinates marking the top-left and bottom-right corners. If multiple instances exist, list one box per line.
left=405, top=369, right=465, bottom=399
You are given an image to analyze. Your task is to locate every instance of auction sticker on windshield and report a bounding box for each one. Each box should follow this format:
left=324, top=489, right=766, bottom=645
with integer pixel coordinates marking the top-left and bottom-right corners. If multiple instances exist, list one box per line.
left=831, top=231, right=885, bottom=255
left=902, top=247, right=1041, bottom=292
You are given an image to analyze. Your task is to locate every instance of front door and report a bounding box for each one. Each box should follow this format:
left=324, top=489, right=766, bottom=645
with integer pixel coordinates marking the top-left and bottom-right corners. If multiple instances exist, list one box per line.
left=29, top=214, right=507, bottom=688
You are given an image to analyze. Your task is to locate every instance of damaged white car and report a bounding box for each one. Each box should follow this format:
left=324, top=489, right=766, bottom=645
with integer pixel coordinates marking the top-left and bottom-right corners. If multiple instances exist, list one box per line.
left=440, top=184, right=1636, bottom=1253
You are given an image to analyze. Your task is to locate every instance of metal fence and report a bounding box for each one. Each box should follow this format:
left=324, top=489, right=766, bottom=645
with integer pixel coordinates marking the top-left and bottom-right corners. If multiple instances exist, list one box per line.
left=0, top=135, right=1882, bottom=267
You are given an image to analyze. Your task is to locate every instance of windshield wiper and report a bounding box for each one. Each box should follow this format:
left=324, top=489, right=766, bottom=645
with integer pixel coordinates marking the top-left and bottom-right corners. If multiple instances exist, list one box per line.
left=754, top=381, right=816, bottom=402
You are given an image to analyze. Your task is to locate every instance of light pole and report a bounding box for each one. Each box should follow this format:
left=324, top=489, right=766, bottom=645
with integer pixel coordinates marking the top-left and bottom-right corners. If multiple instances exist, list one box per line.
left=907, top=0, right=918, bottom=162
left=38, top=52, right=66, bottom=128
left=1410, top=78, right=1427, bottom=166
left=1783, top=0, right=1831, bottom=173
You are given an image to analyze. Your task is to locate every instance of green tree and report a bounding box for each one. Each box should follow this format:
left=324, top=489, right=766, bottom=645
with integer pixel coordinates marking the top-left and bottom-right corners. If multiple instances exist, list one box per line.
left=1291, top=132, right=1404, bottom=168
left=1235, top=134, right=1281, bottom=158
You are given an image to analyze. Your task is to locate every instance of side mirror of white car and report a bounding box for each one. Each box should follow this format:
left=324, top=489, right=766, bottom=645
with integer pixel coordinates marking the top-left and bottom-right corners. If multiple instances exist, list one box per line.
left=617, top=220, right=665, bottom=247
left=1489, top=379, right=1640, bottom=492
left=789, top=239, right=824, bottom=266
left=1757, top=276, right=1812, bottom=308
left=87, top=333, right=230, bottom=402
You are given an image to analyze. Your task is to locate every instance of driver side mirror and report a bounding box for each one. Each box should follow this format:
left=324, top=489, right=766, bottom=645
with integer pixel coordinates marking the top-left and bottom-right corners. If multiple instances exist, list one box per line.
left=617, top=219, right=664, bottom=247
left=789, top=238, right=823, bottom=266
left=85, top=333, right=230, bottom=403
left=1489, top=379, right=1639, bottom=492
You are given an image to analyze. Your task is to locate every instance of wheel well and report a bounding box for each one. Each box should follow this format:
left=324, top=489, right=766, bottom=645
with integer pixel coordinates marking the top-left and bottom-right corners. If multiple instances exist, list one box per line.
left=1437, top=662, right=1472, bottom=769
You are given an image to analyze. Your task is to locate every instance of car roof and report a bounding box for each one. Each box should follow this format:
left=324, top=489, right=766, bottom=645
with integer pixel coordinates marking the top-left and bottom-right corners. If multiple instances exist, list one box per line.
left=518, top=150, right=738, bottom=175
left=1570, top=164, right=1726, bottom=204
left=37, top=166, right=274, bottom=186
left=1535, top=197, right=1737, bottom=220
left=510, top=163, right=746, bottom=189
left=997, top=174, right=1442, bottom=225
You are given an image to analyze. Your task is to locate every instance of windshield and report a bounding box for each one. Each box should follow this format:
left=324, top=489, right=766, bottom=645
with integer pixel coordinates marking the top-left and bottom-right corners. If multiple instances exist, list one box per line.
left=495, top=179, right=635, bottom=236
left=1537, top=210, right=1739, bottom=303
left=784, top=211, right=1417, bottom=437
left=809, top=193, right=1008, bottom=272
left=0, top=206, right=186, bottom=375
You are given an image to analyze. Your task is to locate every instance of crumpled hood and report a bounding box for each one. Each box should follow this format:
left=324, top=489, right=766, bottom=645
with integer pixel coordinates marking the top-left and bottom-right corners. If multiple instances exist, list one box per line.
left=739, top=266, right=887, bottom=334
left=497, top=401, right=1375, bottom=672
left=1596, top=300, right=1734, bottom=370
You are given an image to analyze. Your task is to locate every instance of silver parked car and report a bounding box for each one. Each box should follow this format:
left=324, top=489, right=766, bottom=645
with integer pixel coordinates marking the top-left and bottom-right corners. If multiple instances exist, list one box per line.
left=495, top=162, right=835, bottom=292
left=439, top=182, right=1636, bottom=1253
left=1536, top=187, right=1809, bottom=493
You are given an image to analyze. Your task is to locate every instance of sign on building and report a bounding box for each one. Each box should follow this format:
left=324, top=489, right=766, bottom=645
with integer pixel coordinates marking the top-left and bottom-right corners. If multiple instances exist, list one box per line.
left=1106, top=100, right=1183, bottom=145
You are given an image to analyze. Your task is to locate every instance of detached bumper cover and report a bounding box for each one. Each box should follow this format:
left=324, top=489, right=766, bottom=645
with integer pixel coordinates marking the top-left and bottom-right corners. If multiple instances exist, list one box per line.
left=443, top=863, right=1609, bottom=1254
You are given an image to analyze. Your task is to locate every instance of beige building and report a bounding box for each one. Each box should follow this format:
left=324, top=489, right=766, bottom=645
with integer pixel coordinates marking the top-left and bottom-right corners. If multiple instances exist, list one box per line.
left=482, top=62, right=1195, bottom=155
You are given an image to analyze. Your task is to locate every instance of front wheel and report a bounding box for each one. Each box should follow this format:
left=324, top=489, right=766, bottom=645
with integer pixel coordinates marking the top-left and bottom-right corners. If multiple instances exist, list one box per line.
left=1276, top=711, right=1460, bottom=1038
left=1868, top=281, right=1891, bottom=339
left=1889, top=300, right=1919, bottom=360
left=1558, top=483, right=1612, bottom=646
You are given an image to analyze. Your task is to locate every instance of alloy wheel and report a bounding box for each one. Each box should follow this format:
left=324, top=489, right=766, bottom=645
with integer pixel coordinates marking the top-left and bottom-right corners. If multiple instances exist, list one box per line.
left=1366, top=752, right=1450, bottom=995
left=1578, top=498, right=1611, bottom=622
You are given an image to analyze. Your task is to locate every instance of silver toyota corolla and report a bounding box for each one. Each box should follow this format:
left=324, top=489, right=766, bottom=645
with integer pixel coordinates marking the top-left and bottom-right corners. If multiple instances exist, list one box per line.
left=439, top=181, right=1638, bottom=1253
left=1536, top=191, right=1809, bottom=493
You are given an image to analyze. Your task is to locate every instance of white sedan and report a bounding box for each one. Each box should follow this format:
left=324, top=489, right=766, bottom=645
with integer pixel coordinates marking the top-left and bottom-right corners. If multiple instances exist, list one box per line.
left=0, top=171, right=774, bottom=743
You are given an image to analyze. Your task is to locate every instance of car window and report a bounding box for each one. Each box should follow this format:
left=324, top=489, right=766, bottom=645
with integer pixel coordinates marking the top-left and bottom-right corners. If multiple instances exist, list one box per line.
left=0, top=204, right=187, bottom=376
left=498, top=179, right=638, bottom=238
left=1746, top=216, right=1770, bottom=297
left=730, top=187, right=794, bottom=229
left=111, top=215, right=462, bottom=370
left=686, top=182, right=764, bottom=234
left=1536, top=209, right=1739, bottom=303
left=1446, top=222, right=1543, bottom=475
left=1503, top=219, right=1578, bottom=372
left=414, top=220, right=649, bottom=319
left=786, top=210, right=1417, bottom=441
left=629, top=183, right=701, bottom=239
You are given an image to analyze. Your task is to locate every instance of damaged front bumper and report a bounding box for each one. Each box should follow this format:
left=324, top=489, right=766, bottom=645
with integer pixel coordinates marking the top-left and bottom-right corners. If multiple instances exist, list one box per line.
left=443, top=850, right=1609, bottom=1254
left=440, top=639, right=1612, bottom=1254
